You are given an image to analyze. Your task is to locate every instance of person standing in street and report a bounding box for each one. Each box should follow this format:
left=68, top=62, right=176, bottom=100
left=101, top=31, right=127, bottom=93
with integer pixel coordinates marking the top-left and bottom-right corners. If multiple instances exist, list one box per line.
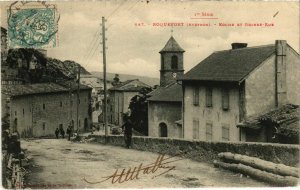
left=60, top=128, right=65, bottom=139
left=66, top=126, right=71, bottom=141
left=121, top=117, right=133, bottom=148
left=55, top=128, right=59, bottom=139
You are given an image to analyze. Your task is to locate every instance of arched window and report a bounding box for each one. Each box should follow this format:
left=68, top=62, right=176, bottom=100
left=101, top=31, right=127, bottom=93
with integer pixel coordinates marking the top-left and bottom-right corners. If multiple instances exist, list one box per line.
left=171, top=55, right=178, bottom=69
left=159, top=122, right=168, bottom=137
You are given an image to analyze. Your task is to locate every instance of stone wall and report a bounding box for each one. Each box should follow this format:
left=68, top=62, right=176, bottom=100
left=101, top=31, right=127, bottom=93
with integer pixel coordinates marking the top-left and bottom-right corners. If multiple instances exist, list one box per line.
left=85, top=135, right=300, bottom=167
left=245, top=55, right=276, bottom=117
left=7, top=90, right=91, bottom=137
left=183, top=83, right=240, bottom=141
left=148, top=101, right=182, bottom=138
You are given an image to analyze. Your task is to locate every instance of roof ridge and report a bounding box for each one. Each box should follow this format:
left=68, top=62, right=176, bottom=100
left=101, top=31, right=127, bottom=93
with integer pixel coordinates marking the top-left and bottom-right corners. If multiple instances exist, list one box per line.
left=214, top=44, right=274, bottom=53
left=181, top=43, right=277, bottom=82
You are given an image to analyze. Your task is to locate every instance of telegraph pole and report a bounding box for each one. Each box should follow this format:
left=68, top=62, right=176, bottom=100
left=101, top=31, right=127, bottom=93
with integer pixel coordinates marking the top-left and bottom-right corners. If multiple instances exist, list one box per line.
left=101, top=16, right=108, bottom=141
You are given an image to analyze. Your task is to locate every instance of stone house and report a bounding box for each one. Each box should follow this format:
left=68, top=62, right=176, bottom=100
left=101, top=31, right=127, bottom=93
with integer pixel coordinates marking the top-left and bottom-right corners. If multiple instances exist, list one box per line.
left=148, top=83, right=183, bottom=138
left=1, top=81, right=92, bottom=137
left=180, top=40, right=300, bottom=142
left=80, top=74, right=112, bottom=123
left=147, top=36, right=184, bottom=138
left=107, top=79, right=150, bottom=126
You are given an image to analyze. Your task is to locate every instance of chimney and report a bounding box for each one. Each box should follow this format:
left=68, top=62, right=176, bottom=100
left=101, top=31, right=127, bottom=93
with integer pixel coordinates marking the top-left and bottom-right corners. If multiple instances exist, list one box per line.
left=231, top=43, right=248, bottom=49
left=275, top=40, right=287, bottom=107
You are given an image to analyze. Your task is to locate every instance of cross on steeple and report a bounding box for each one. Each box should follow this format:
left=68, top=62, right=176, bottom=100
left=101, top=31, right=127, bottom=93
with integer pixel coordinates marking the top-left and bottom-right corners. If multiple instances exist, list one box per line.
left=170, top=26, right=174, bottom=36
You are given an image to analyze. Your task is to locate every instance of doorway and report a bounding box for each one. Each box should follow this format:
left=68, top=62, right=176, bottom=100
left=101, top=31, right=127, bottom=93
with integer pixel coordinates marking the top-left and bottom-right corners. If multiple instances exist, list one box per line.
left=159, top=122, right=168, bottom=137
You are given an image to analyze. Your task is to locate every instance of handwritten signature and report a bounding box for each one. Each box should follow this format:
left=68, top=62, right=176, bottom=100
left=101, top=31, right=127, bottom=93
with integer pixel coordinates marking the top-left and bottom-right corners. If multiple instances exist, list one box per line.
left=82, top=153, right=184, bottom=184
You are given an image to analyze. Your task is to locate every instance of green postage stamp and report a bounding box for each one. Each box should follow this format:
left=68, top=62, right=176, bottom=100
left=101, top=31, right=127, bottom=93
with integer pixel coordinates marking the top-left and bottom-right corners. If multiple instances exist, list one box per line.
left=7, top=2, right=59, bottom=48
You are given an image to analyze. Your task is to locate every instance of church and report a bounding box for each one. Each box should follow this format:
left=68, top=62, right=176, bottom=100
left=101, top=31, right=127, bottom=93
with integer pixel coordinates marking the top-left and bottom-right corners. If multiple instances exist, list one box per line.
left=147, top=36, right=184, bottom=138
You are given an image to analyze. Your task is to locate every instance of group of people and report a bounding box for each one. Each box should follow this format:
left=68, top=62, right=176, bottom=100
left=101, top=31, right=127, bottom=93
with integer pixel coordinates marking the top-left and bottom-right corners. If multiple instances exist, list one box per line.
left=55, top=125, right=73, bottom=141
left=52, top=117, right=133, bottom=147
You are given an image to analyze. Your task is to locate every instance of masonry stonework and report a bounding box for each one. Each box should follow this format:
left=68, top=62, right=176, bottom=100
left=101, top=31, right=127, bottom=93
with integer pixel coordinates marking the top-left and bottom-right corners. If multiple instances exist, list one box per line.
left=83, top=135, right=300, bottom=167
left=245, top=55, right=276, bottom=117
left=160, top=52, right=184, bottom=87
left=8, top=90, right=91, bottom=137
left=183, top=83, right=240, bottom=141
left=148, top=101, right=182, bottom=138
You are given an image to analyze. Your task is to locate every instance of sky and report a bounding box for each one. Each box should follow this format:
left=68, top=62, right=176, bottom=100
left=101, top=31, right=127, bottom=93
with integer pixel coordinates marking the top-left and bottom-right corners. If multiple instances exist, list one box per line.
left=1, top=0, right=299, bottom=78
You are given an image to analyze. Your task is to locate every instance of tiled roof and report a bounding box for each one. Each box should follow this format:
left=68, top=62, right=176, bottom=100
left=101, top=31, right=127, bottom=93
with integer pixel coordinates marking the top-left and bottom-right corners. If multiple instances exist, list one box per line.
left=2, top=81, right=91, bottom=97
left=108, top=79, right=150, bottom=92
left=180, top=45, right=275, bottom=82
left=238, top=104, right=299, bottom=137
left=55, top=80, right=92, bottom=91
left=160, top=36, right=185, bottom=53
left=148, top=82, right=182, bottom=102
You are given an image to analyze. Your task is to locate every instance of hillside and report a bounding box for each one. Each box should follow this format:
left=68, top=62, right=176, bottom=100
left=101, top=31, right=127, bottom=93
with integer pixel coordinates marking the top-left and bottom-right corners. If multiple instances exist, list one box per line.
left=90, top=72, right=159, bottom=87
left=3, top=48, right=90, bottom=83
left=47, top=58, right=91, bottom=78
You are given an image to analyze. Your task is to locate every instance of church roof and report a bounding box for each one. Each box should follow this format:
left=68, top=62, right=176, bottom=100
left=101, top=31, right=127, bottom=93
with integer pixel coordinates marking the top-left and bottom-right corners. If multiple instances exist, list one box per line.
left=147, top=82, right=182, bottom=102
left=160, top=36, right=185, bottom=53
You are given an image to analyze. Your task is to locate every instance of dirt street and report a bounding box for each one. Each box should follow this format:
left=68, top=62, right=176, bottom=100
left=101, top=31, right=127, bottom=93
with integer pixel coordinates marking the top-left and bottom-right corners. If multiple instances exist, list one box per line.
left=21, top=139, right=269, bottom=188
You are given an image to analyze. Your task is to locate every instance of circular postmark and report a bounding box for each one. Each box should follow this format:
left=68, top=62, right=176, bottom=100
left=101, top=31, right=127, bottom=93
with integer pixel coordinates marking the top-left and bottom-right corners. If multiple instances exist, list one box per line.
left=7, top=2, right=59, bottom=48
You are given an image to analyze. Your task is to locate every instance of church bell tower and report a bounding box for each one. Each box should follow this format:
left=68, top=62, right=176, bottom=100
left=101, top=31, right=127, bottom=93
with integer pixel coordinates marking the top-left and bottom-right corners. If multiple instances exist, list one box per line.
left=159, top=36, right=185, bottom=87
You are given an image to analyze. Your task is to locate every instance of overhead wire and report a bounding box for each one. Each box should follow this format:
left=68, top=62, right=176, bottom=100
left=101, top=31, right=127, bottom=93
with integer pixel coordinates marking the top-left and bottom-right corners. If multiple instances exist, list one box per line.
left=78, top=26, right=101, bottom=66
left=82, top=0, right=138, bottom=66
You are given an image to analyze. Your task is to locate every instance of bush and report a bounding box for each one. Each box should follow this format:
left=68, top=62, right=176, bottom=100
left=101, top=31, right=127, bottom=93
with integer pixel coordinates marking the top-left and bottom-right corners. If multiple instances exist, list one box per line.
left=111, top=127, right=122, bottom=135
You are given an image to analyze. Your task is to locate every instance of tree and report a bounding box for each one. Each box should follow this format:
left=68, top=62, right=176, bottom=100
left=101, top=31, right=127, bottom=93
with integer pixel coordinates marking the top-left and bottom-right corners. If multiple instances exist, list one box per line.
left=128, top=87, right=152, bottom=135
left=112, top=74, right=120, bottom=86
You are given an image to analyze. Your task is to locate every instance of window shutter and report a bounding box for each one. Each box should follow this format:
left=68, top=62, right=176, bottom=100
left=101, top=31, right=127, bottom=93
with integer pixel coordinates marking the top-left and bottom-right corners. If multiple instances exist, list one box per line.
left=222, top=89, right=229, bottom=110
left=222, top=126, right=230, bottom=141
left=193, top=119, right=199, bottom=139
left=206, top=88, right=212, bottom=107
left=193, top=87, right=199, bottom=106
left=206, top=123, right=213, bottom=140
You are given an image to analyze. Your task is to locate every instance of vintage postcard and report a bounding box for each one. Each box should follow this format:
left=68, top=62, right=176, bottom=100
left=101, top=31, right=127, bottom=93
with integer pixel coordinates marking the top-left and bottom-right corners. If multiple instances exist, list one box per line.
left=1, top=0, right=299, bottom=189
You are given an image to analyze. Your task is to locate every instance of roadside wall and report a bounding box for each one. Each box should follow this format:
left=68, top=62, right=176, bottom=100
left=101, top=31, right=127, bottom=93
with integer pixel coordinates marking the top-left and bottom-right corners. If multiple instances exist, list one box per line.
left=84, top=135, right=300, bottom=167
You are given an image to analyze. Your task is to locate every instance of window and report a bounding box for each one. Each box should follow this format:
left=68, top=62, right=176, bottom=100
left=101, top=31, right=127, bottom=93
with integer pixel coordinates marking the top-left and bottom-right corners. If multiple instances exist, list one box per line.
left=222, top=89, right=229, bottom=110
left=60, top=101, right=63, bottom=107
left=15, top=111, right=17, bottom=116
left=222, top=126, right=230, bottom=141
left=78, top=99, right=81, bottom=104
left=193, top=87, right=199, bottom=106
left=171, top=55, right=178, bottom=69
left=193, top=118, right=199, bottom=139
left=70, top=100, right=73, bottom=106
left=42, top=122, right=46, bottom=130
left=206, top=123, right=213, bottom=140
left=206, top=88, right=213, bottom=107
left=23, top=109, right=25, bottom=116
left=43, top=104, right=45, bottom=110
